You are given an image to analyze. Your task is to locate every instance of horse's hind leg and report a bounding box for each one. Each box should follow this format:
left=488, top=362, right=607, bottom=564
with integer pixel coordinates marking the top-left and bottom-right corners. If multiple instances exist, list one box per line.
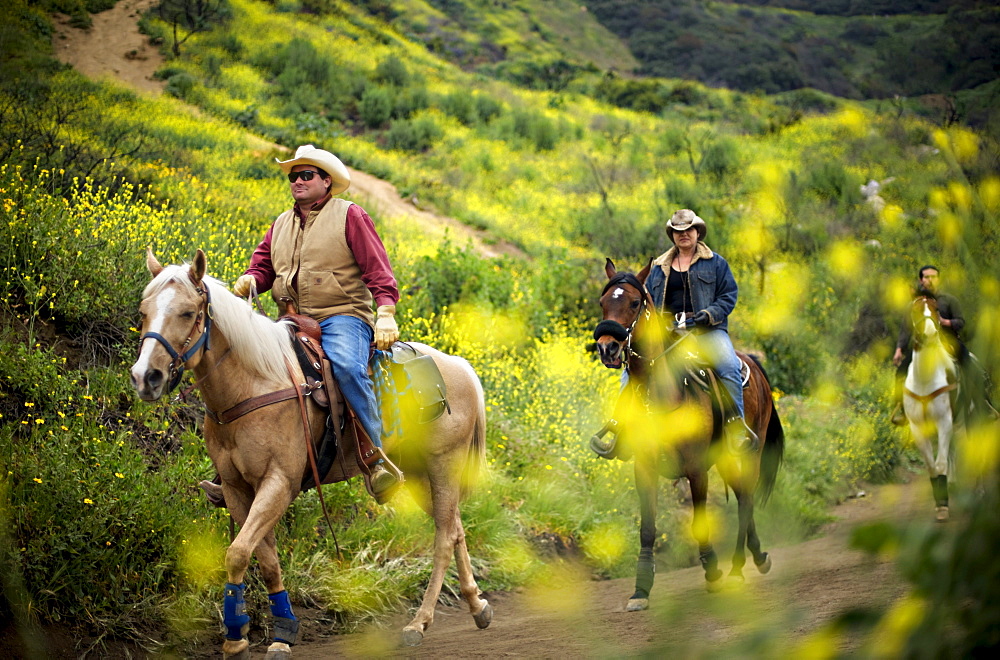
left=402, top=476, right=461, bottom=646
left=451, top=509, right=492, bottom=630
left=729, top=488, right=761, bottom=581
left=746, top=517, right=771, bottom=574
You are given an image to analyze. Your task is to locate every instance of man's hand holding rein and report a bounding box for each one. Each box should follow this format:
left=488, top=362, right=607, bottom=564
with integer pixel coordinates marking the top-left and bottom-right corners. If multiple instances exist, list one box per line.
left=233, top=274, right=255, bottom=298
left=375, top=305, right=399, bottom=350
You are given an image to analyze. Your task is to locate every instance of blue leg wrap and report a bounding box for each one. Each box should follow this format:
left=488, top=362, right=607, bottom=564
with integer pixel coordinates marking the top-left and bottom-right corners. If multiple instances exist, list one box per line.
left=223, top=582, right=250, bottom=641
left=269, top=590, right=299, bottom=644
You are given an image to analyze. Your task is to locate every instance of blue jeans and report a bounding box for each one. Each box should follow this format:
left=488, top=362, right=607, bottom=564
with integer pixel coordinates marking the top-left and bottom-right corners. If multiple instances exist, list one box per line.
left=319, top=315, right=382, bottom=448
left=693, top=329, right=744, bottom=418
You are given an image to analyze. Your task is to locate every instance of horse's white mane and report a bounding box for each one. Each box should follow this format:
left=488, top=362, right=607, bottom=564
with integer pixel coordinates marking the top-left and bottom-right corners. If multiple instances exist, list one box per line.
left=145, top=264, right=296, bottom=384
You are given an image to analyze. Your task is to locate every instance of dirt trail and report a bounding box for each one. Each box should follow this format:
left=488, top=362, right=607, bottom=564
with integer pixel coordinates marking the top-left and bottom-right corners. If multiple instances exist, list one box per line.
left=50, top=0, right=524, bottom=260
left=261, top=478, right=927, bottom=658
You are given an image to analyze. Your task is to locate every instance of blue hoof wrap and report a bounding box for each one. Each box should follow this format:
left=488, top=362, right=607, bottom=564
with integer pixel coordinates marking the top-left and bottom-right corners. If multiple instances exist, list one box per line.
left=223, top=582, right=250, bottom=641
left=269, top=590, right=299, bottom=644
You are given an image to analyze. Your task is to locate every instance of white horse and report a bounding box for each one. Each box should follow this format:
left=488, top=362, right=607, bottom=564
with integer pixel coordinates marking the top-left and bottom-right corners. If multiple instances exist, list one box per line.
left=903, top=296, right=959, bottom=522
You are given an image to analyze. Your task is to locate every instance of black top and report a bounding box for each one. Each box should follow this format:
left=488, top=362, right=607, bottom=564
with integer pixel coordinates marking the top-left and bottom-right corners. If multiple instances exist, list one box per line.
left=667, top=267, right=694, bottom=314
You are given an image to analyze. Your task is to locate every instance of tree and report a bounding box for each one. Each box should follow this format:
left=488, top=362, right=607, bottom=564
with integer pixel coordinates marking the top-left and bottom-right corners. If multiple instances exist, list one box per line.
left=156, top=0, right=229, bottom=57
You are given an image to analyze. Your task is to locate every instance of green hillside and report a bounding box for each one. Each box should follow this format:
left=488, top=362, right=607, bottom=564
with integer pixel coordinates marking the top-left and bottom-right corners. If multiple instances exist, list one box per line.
left=2, top=0, right=1000, bottom=655
left=578, top=1, right=1000, bottom=118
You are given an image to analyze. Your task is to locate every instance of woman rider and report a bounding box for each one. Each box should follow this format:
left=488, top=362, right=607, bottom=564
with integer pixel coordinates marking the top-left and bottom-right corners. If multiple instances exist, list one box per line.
left=644, top=209, right=757, bottom=454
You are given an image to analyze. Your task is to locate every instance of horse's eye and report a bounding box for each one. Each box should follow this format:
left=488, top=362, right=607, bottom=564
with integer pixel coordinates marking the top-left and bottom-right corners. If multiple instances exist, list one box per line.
left=630, top=300, right=640, bottom=309
left=180, top=311, right=196, bottom=320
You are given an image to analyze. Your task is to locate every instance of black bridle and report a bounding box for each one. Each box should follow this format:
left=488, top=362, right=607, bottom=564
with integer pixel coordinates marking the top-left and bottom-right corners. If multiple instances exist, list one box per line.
left=139, top=278, right=213, bottom=393
left=594, top=272, right=651, bottom=367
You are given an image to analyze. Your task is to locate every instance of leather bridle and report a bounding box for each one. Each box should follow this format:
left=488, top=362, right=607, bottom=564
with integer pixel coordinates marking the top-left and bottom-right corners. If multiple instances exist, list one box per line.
left=139, top=276, right=213, bottom=393
left=594, top=272, right=652, bottom=369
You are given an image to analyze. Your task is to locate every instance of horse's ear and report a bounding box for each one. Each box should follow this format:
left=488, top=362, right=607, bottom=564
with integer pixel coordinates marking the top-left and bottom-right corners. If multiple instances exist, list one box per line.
left=146, top=247, right=163, bottom=277
left=605, top=257, right=616, bottom=279
left=191, top=249, right=207, bottom=283
left=637, top=258, right=653, bottom=284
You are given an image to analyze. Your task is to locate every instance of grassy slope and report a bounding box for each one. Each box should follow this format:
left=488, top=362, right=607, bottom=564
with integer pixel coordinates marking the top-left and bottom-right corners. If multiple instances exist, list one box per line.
left=2, top=0, right=999, bottom=651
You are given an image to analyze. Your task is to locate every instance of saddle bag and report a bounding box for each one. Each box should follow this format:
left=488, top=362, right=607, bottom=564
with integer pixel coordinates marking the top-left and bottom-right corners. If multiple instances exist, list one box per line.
left=380, top=343, right=449, bottom=425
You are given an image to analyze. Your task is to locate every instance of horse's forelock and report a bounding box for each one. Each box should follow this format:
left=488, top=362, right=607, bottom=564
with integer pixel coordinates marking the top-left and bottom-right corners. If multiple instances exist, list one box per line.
left=143, top=264, right=196, bottom=299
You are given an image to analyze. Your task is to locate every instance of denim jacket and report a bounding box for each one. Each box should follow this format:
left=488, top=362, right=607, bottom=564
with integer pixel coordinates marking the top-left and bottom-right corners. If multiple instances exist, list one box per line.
left=645, top=242, right=738, bottom=333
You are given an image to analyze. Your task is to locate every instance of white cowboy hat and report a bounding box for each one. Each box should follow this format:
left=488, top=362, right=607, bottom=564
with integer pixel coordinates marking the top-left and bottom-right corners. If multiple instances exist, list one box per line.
left=665, top=209, right=706, bottom=242
left=275, top=144, right=351, bottom=195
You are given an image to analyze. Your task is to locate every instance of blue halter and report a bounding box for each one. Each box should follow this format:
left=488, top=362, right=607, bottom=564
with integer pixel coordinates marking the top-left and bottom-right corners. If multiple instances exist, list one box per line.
left=139, top=279, right=213, bottom=392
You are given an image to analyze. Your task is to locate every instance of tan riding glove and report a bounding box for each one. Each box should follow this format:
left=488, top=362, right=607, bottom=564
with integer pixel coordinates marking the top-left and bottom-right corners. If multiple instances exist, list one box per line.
left=233, top=274, right=255, bottom=298
left=374, top=305, right=399, bottom=350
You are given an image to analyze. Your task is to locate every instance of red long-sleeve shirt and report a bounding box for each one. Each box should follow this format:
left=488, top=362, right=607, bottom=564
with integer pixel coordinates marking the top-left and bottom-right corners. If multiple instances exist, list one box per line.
left=244, top=196, right=399, bottom=308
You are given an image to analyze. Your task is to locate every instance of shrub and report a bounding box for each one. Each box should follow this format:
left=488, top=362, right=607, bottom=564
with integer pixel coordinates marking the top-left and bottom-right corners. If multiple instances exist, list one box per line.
left=165, top=72, right=197, bottom=100
left=373, top=55, right=410, bottom=87
left=359, top=86, right=393, bottom=128
left=385, top=116, right=441, bottom=153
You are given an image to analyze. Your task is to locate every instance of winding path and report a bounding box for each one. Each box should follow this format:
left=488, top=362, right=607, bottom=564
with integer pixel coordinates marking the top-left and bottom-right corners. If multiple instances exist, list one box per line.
left=51, top=0, right=524, bottom=260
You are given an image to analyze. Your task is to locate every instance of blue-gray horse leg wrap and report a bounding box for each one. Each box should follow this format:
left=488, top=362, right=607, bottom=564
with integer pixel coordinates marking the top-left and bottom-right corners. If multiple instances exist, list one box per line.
left=223, top=582, right=250, bottom=641
left=269, top=590, right=299, bottom=644
left=632, top=548, right=655, bottom=599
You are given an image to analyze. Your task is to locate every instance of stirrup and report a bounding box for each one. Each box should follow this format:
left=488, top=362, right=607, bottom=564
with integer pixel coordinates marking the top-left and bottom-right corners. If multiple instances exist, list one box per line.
left=890, top=403, right=906, bottom=426
left=590, top=419, right=620, bottom=459
left=725, top=417, right=759, bottom=455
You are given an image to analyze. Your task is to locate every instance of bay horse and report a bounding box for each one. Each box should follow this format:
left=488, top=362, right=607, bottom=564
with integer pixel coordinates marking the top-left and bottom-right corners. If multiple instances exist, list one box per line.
left=129, top=249, right=491, bottom=658
left=593, top=259, right=784, bottom=611
left=903, top=296, right=959, bottom=522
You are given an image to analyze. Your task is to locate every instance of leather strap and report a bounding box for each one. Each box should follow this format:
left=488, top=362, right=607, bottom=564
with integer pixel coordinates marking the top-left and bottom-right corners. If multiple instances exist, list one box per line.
left=205, top=381, right=321, bottom=425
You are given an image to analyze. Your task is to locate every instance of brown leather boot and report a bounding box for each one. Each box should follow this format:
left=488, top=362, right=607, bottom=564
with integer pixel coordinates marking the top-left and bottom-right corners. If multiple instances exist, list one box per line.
left=370, top=464, right=400, bottom=503
left=199, top=478, right=226, bottom=508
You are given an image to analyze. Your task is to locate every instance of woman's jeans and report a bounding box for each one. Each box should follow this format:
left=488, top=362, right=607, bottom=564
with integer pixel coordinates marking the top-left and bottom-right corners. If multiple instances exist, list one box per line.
left=319, top=315, right=382, bottom=448
left=619, top=327, right=743, bottom=417
left=694, top=328, right=744, bottom=418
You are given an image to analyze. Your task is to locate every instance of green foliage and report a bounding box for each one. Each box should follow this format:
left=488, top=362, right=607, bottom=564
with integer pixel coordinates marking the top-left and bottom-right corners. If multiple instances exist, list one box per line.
left=582, top=0, right=1000, bottom=103
left=372, top=55, right=410, bottom=87
left=1, top=0, right=998, bottom=650
left=385, top=116, right=441, bottom=153
left=359, top=86, right=393, bottom=128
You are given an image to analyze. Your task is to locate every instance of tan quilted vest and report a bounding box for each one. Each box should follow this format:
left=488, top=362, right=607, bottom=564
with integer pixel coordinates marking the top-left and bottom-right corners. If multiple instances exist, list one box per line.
left=270, top=198, right=375, bottom=326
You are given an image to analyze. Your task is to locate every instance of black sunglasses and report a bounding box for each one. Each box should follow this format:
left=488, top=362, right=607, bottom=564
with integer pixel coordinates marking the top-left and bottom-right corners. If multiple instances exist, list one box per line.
left=287, top=170, right=320, bottom=183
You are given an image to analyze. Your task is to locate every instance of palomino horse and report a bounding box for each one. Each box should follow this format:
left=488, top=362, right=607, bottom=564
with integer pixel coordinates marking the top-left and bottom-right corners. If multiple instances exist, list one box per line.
left=593, top=259, right=784, bottom=610
left=903, top=296, right=959, bottom=522
left=130, top=250, right=491, bottom=657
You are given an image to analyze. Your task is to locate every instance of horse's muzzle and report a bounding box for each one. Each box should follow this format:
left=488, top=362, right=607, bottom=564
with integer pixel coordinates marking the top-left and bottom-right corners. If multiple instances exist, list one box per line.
left=130, top=366, right=165, bottom=401
left=596, top=339, right=624, bottom=369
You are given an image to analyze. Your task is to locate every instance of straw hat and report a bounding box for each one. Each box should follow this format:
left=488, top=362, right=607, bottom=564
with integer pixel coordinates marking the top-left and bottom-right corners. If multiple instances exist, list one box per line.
left=665, top=209, right=706, bottom=242
left=275, top=145, right=351, bottom=194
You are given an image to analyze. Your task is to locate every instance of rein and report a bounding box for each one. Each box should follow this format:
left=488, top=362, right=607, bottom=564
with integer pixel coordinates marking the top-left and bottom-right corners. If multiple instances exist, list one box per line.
left=284, top=357, right=341, bottom=560
left=139, top=275, right=213, bottom=392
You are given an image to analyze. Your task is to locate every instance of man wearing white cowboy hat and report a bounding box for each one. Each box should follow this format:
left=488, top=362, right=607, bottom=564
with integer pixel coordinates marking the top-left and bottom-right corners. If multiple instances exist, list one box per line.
left=211, top=144, right=401, bottom=501
left=646, top=209, right=758, bottom=455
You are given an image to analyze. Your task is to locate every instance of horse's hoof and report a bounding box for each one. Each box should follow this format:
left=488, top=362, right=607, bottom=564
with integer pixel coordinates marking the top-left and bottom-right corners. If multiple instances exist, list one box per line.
left=473, top=600, right=493, bottom=629
left=402, top=626, right=424, bottom=647
left=223, top=638, right=250, bottom=660
left=265, top=641, right=292, bottom=658
left=935, top=506, right=950, bottom=522
left=705, top=577, right=725, bottom=593
left=756, top=553, right=772, bottom=574
left=626, top=597, right=649, bottom=611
